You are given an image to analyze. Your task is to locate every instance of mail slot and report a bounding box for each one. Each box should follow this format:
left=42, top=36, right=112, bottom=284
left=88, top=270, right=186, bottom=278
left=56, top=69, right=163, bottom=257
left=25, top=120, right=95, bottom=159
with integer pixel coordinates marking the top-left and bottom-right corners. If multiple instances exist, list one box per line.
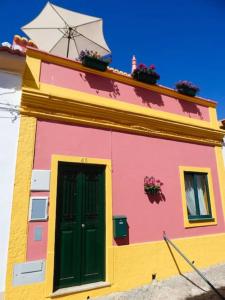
left=113, top=215, right=127, bottom=238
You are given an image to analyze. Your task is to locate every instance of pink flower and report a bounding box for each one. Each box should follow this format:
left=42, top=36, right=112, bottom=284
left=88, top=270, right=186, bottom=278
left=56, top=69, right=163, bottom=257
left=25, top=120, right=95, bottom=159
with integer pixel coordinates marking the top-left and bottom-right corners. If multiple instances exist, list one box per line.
left=149, top=176, right=155, bottom=185
left=138, top=63, right=147, bottom=69
left=144, top=176, right=163, bottom=195
left=144, top=176, right=149, bottom=185
left=149, top=64, right=155, bottom=70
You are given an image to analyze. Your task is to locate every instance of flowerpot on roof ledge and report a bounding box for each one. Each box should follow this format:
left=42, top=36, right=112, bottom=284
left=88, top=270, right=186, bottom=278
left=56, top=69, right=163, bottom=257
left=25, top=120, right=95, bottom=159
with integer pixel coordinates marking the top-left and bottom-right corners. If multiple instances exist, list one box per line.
left=177, top=87, right=197, bottom=97
left=133, top=72, right=158, bottom=84
left=81, top=55, right=109, bottom=72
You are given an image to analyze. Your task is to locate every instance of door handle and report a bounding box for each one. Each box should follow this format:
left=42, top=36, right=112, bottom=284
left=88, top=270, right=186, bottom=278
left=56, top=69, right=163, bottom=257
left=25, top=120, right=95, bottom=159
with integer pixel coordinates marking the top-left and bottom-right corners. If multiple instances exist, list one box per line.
left=81, top=224, right=85, bottom=228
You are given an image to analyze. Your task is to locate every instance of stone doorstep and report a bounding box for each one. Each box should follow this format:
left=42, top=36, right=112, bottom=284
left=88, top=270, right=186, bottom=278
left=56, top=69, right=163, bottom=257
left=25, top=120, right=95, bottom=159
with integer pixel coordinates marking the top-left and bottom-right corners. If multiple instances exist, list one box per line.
left=51, top=282, right=111, bottom=297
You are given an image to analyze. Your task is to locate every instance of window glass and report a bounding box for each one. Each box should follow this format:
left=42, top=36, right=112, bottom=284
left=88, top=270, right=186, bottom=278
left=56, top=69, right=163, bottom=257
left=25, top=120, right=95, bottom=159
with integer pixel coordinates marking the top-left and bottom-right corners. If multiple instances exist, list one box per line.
left=184, top=172, right=211, bottom=219
left=184, top=174, right=197, bottom=216
left=196, top=174, right=210, bottom=215
left=30, top=198, right=48, bottom=220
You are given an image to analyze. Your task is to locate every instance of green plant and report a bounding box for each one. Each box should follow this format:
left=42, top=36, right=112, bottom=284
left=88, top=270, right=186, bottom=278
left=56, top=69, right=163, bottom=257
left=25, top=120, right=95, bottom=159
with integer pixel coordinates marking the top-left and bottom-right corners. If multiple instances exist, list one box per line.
left=132, top=64, right=160, bottom=84
left=175, top=80, right=199, bottom=96
left=79, top=49, right=112, bottom=63
left=144, top=176, right=163, bottom=195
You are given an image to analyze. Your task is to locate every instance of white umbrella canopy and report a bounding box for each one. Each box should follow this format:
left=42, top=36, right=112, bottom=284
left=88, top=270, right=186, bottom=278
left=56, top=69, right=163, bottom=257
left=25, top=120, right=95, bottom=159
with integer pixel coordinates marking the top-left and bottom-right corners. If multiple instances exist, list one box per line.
left=21, top=2, right=111, bottom=60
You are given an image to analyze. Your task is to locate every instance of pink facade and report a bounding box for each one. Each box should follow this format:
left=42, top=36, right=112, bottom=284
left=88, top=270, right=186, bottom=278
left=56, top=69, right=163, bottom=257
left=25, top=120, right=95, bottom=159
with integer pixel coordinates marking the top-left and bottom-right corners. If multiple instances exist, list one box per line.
left=27, top=191, right=49, bottom=260
left=26, top=120, right=225, bottom=258
left=25, top=60, right=222, bottom=261
left=40, top=62, right=209, bottom=121
left=27, top=221, right=48, bottom=261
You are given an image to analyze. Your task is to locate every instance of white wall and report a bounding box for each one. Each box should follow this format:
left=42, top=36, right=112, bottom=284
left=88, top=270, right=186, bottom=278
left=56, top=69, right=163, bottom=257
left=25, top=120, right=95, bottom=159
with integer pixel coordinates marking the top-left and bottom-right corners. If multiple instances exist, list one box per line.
left=223, top=138, right=225, bottom=165
left=0, top=71, right=21, bottom=292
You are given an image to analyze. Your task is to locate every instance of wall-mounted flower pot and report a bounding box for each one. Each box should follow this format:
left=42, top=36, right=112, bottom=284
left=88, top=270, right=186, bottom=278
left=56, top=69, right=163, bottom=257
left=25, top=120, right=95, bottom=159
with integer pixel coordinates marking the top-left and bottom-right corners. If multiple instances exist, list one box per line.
left=145, top=189, right=160, bottom=196
left=82, top=55, right=109, bottom=72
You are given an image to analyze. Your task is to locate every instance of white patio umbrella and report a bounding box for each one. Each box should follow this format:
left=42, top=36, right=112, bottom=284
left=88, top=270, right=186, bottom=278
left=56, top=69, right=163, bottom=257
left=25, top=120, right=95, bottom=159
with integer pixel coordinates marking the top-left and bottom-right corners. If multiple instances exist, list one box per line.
left=21, top=2, right=111, bottom=60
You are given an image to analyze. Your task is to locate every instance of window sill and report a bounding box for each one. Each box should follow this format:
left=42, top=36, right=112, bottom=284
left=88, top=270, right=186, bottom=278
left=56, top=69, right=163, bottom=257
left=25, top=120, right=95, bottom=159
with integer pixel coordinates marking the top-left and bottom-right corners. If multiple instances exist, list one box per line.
left=184, top=217, right=217, bottom=228
left=189, top=217, right=215, bottom=222
left=50, top=281, right=111, bottom=297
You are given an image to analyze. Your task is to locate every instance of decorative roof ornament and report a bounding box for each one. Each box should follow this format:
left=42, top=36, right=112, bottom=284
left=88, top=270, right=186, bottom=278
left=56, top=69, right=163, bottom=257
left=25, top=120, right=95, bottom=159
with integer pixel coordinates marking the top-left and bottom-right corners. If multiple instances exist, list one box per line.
left=132, top=55, right=137, bottom=73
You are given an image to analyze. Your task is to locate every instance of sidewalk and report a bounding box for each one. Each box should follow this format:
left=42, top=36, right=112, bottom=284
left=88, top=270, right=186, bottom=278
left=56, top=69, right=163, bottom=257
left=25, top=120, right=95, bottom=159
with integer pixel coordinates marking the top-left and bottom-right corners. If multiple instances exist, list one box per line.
left=94, top=263, right=225, bottom=300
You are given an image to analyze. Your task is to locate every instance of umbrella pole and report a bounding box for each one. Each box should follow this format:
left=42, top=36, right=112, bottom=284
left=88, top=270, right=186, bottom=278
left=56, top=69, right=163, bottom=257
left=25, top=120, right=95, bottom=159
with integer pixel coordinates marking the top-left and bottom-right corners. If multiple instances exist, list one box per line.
left=67, top=39, right=71, bottom=57
left=66, top=27, right=72, bottom=58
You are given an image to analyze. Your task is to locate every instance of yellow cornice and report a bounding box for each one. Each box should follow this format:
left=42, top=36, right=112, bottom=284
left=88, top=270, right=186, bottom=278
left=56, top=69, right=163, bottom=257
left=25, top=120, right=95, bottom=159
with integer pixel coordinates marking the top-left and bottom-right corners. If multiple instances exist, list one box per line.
left=23, top=55, right=41, bottom=89
left=26, top=83, right=213, bottom=129
left=26, top=47, right=217, bottom=108
left=21, top=84, right=224, bottom=146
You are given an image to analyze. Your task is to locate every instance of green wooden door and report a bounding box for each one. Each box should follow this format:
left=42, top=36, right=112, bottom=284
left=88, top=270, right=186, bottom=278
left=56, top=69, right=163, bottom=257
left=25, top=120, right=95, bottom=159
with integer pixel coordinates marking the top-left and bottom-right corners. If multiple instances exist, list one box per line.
left=54, top=162, right=105, bottom=290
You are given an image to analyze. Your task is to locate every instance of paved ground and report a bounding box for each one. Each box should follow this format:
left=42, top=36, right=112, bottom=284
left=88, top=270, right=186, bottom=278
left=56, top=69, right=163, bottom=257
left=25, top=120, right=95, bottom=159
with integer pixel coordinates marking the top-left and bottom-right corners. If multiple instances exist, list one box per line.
left=94, top=263, right=225, bottom=300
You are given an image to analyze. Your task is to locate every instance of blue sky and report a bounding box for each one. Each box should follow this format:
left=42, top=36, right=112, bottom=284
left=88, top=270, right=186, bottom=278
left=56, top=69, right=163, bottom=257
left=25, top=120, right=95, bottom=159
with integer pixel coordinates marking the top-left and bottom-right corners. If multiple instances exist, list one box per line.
left=1, top=0, right=225, bottom=119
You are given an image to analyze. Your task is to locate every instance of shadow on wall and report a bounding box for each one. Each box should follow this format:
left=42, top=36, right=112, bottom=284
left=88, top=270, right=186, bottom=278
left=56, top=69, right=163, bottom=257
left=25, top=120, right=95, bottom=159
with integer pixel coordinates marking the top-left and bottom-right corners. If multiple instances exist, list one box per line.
left=186, top=288, right=225, bottom=299
left=0, top=72, right=22, bottom=90
left=134, top=86, right=164, bottom=107
left=146, top=192, right=166, bottom=204
left=80, top=72, right=120, bottom=98
left=178, top=99, right=203, bottom=119
left=163, top=237, right=225, bottom=299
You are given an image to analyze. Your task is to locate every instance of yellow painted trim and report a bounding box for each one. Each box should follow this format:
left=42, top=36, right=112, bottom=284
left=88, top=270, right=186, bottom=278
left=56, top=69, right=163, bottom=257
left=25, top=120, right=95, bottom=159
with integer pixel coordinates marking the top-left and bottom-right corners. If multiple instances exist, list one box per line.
left=5, top=116, right=37, bottom=295
left=214, top=146, right=225, bottom=221
left=23, top=55, right=41, bottom=89
left=6, top=233, right=225, bottom=300
left=111, top=233, right=225, bottom=290
left=209, top=107, right=219, bottom=128
left=21, top=84, right=224, bottom=147
left=45, top=155, right=113, bottom=297
left=38, top=83, right=212, bottom=129
left=179, top=166, right=217, bottom=228
left=26, top=47, right=217, bottom=108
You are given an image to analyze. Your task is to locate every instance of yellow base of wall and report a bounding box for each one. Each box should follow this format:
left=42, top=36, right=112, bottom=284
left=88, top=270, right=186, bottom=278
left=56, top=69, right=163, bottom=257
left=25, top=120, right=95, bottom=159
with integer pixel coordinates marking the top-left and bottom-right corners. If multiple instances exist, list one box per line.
left=5, top=233, right=225, bottom=300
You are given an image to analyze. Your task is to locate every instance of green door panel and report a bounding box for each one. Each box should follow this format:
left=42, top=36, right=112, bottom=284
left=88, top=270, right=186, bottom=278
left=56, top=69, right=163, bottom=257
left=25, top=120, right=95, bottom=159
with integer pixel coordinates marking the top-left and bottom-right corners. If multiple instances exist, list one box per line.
left=54, top=162, right=105, bottom=290
left=59, top=227, right=77, bottom=281
left=81, top=166, right=105, bottom=283
left=54, top=164, right=82, bottom=289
